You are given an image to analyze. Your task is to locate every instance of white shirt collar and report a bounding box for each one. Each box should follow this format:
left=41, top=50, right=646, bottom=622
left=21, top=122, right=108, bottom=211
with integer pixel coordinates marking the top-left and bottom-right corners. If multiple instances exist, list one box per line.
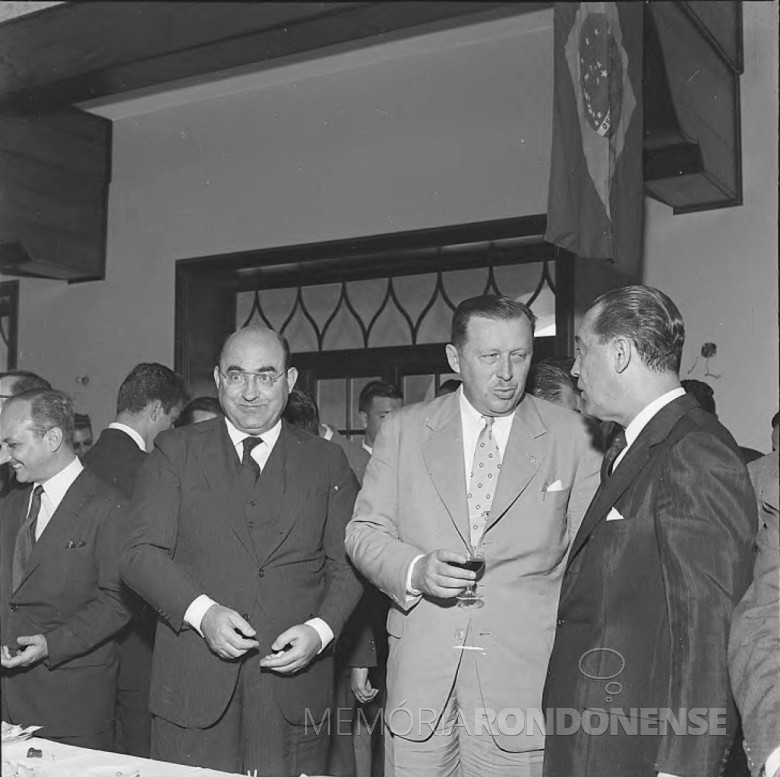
left=624, top=387, right=687, bottom=449
left=224, top=416, right=282, bottom=459
left=108, top=422, right=147, bottom=452
left=362, top=441, right=372, bottom=455
left=37, top=456, right=83, bottom=512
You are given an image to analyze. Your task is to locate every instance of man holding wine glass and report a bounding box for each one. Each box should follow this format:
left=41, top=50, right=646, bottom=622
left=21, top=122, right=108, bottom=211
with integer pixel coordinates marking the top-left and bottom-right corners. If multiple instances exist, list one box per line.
left=346, top=295, right=601, bottom=777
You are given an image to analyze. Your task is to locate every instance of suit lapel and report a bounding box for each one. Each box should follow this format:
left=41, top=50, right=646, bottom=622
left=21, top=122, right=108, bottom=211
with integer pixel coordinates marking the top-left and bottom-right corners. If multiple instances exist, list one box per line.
left=194, top=419, right=258, bottom=562
left=566, top=393, right=698, bottom=567
left=486, top=394, right=546, bottom=531
left=422, top=394, right=470, bottom=547
left=16, top=470, right=98, bottom=591
left=257, top=424, right=309, bottom=566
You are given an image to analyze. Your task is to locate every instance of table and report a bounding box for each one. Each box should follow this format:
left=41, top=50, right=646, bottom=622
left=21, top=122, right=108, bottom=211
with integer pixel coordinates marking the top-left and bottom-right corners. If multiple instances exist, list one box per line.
left=1, top=737, right=242, bottom=777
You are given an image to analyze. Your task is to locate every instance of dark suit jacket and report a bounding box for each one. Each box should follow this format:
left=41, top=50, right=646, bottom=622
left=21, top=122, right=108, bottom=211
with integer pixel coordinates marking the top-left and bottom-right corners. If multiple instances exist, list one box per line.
left=121, top=418, right=363, bottom=729
left=83, top=427, right=146, bottom=500
left=0, top=468, right=131, bottom=737
left=729, top=451, right=780, bottom=777
left=83, top=426, right=152, bottom=694
left=543, top=394, right=757, bottom=777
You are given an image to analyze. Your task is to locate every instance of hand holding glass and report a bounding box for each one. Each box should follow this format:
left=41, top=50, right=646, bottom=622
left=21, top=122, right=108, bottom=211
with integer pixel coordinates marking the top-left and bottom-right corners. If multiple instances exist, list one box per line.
left=451, top=548, right=485, bottom=608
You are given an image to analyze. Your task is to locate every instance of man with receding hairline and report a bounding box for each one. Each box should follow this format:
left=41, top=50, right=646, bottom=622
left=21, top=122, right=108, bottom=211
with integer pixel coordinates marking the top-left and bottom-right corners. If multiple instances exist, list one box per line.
left=121, top=326, right=362, bottom=777
left=0, top=389, right=130, bottom=748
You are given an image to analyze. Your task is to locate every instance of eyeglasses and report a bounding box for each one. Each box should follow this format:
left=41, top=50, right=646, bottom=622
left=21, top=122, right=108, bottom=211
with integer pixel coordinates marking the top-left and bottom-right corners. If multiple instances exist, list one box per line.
left=219, top=369, right=287, bottom=390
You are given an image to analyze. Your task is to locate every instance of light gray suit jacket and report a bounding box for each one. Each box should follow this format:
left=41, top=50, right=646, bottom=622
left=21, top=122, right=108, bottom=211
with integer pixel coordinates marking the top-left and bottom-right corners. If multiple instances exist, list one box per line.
left=729, top=451, right=780, bottom=777
left=345, top=391, right=601, bottom=751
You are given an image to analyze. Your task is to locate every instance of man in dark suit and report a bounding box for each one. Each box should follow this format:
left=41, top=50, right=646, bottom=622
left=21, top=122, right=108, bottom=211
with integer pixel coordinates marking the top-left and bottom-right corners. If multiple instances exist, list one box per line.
left=0, top=389, right=130, bottom=748
left=543, top=286, right=757, bottom=777
left=729, top=451, right=780, bottom=777
left=83, top=362, right=188, bottom=757
left=121, top=326, right=363, bottom=777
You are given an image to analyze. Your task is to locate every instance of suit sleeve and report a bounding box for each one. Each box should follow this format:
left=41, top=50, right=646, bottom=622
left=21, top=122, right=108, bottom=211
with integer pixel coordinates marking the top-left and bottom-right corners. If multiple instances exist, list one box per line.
left=565, top=418, right=602, bottom=546
left=728, top=457, right=780, bottom=776
left=653, top=431, right=757, bottom=775
left=120, top=438, right=202, bottom=631
left=345, top=411, right=426, bottom=610
left=314, top=444, right=364, bottom=641
left=46, top=497, right=132, bottom=668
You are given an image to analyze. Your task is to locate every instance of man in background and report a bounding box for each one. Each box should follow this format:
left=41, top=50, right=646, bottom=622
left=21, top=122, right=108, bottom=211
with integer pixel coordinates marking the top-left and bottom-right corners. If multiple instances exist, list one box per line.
left=177, top=396, right=223, bottom=427
left=73, top=413, right=94, bottom=458
left=544, top=286, right=756, bottom=777
left=729, top=450, right=780, bottom=777
left=83, top=362, right=187, bottom=757
left=347, top=295, right=600, bottom=776
left=526, top=357, right=580, bottom=412
left=0, top=389, right=130, bottom=748
left=121, top=327, right=362, bottom=777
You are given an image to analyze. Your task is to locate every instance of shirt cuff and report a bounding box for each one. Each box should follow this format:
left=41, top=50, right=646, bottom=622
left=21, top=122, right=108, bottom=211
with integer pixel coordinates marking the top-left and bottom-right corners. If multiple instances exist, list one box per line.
left=405, top=554, right=426, bottom=600
left=765, top=745, right=780, bottom=777
left=183, top=595, right=217, bottom=637
left=305, top=618, right=333, bottom=654
left=657, top=773, right=682, bottom=777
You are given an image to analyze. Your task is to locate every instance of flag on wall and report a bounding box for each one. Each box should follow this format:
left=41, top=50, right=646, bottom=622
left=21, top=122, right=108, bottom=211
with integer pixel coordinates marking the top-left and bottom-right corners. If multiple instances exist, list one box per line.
left=545, top=2, right=643, bottom=270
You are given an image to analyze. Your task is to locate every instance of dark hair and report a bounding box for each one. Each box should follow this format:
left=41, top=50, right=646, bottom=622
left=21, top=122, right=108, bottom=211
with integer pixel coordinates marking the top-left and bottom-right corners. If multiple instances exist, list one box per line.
left=283, top=387, right=320, bottom=435
left=13, top=388, right=75, bottom=446
left=681, top=379, right=716, bottom=416
left=219, top=326, right=292, bottom=371
left=450, top=295, right=536, bottom=350
left=0, top=370, right=52, bottom=396
left=358, top=381, right=403, bottom=414
left=527, top=358, right=578, bottom=405
left=771, top=411, right=779, bottom=429
left=590, top=286, right=684, bottom=373
left=436, top=378, right=462, bottom=397
left=177, top=396, right=223, bottom=427
left=116, top=363, right=188, bottom=415
left=74, top=413, right=92, bottom=431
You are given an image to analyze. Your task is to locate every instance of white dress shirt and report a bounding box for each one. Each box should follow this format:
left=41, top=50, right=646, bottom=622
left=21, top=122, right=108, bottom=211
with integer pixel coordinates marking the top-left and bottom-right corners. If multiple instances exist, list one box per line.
left=184, top=417, right=333, bottom=652
left=31, top=457, right=84, bottom=540
left=406, top=389, right=515, bottom=596
left=612, top=387, right=686, bottom=472
left=108, top=422, right=147, bottom=452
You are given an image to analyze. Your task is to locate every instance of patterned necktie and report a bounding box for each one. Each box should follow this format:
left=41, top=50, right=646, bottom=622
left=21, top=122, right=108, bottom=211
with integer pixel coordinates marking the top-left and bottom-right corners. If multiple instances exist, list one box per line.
left=12, top=484, right=44, bottom=590
left=468, top=416, right=501, bottom=548
left=601, top=428, right=627, bottom=483
left=242, top=436, right=264, bottom=480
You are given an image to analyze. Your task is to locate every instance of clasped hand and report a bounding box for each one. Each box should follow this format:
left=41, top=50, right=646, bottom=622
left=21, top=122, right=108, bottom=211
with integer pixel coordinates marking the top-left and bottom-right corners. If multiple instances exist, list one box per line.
left=411, top=549, right=475, bottom=599
left=0, top=634, right=49, bottom=669
left=201, top=605, right=321, bottom=673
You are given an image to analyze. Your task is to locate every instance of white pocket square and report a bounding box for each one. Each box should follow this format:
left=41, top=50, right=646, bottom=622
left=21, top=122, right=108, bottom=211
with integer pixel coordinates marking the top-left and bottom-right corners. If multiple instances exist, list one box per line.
left=605, top=508, right=624, bottom=521
left=546, top=480, right=565, bottom=492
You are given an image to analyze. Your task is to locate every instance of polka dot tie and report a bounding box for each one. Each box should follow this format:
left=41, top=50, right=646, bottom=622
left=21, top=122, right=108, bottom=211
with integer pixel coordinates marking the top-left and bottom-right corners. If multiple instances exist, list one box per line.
left=468, top=416, right=501, bottom=548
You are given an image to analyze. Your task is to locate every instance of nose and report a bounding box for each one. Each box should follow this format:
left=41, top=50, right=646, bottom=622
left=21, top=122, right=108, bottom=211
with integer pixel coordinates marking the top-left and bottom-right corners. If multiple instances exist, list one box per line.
left=0, top=443, right=10, bottom=466
left=571, top=356, right=581, bottom=378
left=496, top=354, right=513, bottom=381
left=242, top=375, right=262, bottom=400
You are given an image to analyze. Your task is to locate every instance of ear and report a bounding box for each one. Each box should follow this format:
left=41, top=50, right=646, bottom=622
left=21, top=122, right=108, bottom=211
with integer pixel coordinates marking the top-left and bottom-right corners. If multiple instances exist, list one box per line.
left=45, top=426, right=64, bottom=452
left=213, top=365, right=220, bottom=390
left=359, top=411, right=368, bottom=430
left=286, top=367, right=298, bottom=393
left=613, top=336, right=632, bottom=374
left=149, top=399, right=163, bottom=421
left=445, top=344, right=461, bottom=374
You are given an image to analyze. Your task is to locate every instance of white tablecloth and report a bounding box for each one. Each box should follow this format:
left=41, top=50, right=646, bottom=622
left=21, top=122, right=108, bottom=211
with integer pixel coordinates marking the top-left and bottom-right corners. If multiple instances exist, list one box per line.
left=1, top=737, right=242, bottom=777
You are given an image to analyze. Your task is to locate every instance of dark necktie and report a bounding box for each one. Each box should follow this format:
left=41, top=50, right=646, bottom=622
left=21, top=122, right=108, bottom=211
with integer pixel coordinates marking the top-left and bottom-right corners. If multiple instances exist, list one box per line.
left=242, top=437, right=264, bottom=480
left=600, top=429, right=627, bottom=483
left=12, top=484, right=44, bottom=590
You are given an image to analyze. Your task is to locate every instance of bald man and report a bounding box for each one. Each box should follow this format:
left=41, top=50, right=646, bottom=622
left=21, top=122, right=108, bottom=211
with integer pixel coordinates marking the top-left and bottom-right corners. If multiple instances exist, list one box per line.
left=121, top=327, right=362, bottom=777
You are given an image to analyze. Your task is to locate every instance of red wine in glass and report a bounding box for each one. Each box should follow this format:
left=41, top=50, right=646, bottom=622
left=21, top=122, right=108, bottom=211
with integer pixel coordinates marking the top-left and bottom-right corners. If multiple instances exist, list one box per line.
left=454, top=549, right=485, bottom=608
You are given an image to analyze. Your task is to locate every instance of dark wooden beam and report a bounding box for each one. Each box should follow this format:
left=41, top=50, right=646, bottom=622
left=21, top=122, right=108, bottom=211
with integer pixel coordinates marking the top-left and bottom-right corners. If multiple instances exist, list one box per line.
left=0, top=2, right=525, bottom=108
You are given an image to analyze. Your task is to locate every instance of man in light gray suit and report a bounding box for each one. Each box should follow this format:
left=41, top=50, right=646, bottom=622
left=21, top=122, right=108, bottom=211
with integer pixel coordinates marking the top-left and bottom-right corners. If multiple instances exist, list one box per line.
left=346, top=295, right=601, bottom=777
left=729, top=450, right=780, bottom=777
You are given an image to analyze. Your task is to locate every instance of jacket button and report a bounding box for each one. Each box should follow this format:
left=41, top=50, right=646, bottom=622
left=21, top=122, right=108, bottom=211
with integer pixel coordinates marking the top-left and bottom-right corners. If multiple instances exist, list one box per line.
left=557, top=618, right=564, bottom=627
left=10, top=604, right=18, bottom=612
left=242, top=612, right=249, bottom=620
left=257, top=568, right=265, bottom=578
left=249, top=500, right=258, bottom=508
left=247, top=521, right=256, bottom=530
left=454, top=629, right=465, bottom=640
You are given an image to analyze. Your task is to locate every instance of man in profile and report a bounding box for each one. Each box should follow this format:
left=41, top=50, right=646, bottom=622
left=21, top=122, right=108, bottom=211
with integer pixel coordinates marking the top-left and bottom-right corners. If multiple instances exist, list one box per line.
left=84, top=361, right=188, bottom=757
left=0, top=389, right=129, bottom=747
left=543, top=286, right=756, bottom=777
left=121, top=327, right=362, bottom=777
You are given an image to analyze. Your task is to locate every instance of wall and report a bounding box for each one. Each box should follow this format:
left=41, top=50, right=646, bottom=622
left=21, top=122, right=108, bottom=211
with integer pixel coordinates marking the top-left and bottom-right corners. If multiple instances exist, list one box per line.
left=7, top=10, right=553, bottom=428
left=643, top=1, right=778, bottom=452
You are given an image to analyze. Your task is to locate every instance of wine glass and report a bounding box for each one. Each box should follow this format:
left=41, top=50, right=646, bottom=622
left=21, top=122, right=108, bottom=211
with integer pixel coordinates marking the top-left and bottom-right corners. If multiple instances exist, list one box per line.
left=454, top=546, right=485, bottom=608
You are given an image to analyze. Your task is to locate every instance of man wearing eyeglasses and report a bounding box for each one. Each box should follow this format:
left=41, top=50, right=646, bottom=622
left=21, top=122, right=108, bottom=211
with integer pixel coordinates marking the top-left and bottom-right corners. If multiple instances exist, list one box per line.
left=121, top=326, right=362, bottom=777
